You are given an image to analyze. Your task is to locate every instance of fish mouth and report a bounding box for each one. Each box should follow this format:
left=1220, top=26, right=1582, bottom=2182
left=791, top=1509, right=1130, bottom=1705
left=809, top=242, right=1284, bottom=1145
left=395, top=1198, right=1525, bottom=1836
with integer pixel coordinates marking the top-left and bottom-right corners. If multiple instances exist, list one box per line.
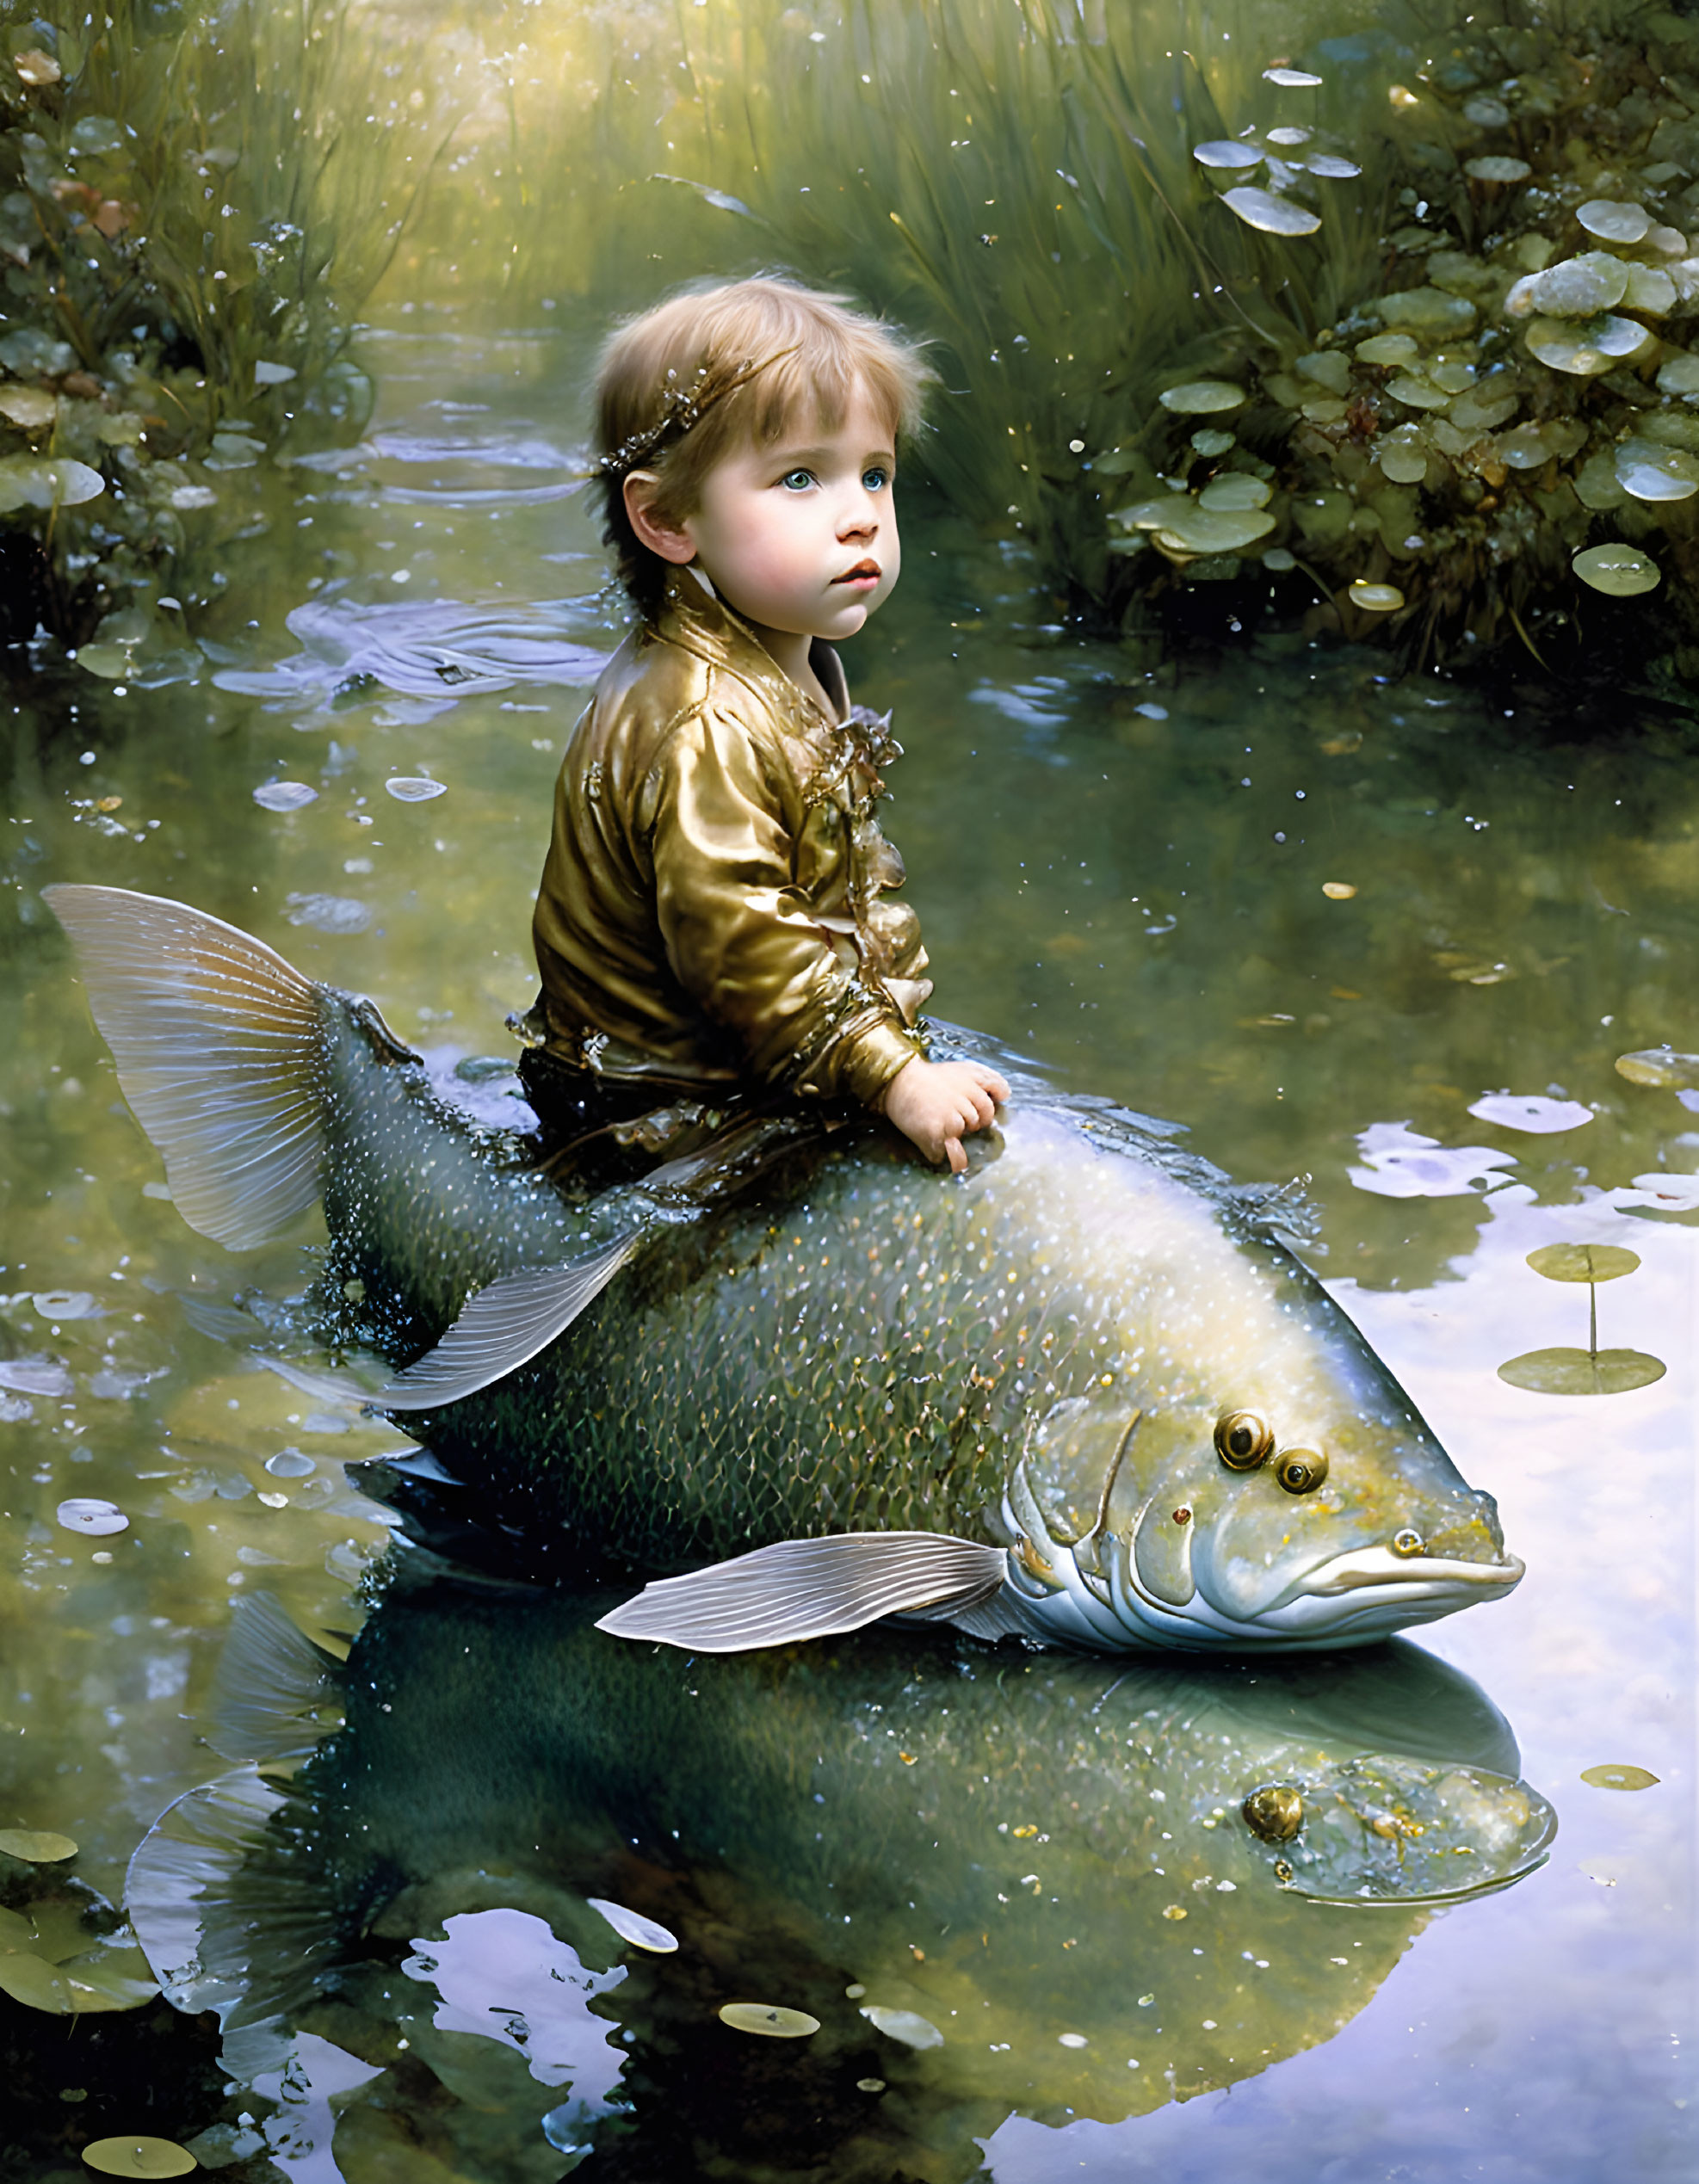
left=1276, top=1543, right=1526, bottom=1607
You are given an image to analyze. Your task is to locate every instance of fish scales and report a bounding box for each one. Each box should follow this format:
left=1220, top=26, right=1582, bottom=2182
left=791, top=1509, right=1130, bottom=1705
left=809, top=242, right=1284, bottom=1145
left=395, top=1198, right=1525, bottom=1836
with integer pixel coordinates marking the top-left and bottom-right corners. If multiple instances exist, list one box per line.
left=46, top=884, right=1526, bottom=1654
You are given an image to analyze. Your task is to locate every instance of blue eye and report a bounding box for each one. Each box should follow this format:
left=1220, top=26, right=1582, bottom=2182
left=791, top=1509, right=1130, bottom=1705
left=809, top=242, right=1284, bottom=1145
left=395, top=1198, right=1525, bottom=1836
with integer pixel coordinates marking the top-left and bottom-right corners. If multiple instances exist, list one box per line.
left=862, top=466, right=890, bottom=491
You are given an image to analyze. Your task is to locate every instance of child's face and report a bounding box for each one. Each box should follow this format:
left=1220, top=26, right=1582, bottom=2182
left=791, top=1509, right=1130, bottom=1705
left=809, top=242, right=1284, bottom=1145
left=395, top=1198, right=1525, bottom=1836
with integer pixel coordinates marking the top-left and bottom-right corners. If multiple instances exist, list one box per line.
left=672, top=379, right=900, bottom=645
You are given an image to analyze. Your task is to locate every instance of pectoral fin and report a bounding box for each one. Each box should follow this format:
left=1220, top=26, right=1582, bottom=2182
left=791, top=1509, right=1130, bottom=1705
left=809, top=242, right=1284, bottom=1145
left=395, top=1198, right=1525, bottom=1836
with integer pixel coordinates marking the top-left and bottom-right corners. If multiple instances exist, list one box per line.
left=377, top=1233, right=640, bottom=1410
left=596, top=1533, right=1009, bottom=1652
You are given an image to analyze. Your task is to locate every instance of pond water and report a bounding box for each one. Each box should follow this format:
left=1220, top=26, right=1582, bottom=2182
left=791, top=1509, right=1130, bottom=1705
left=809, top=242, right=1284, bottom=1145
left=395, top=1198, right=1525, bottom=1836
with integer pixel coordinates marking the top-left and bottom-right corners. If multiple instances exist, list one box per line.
left=3, top=6, right=1697, bottom=2176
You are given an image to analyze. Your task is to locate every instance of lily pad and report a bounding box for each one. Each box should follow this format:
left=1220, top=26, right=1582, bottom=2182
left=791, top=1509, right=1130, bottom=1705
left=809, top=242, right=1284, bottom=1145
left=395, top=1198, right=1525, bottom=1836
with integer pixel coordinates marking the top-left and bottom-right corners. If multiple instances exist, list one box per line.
left=1622, top=263, right=1677, bottom=315
left=1578, top=199, right=1651, bottom=244
left=1385, top=373, right=1451, bottom=410
left=1464, top=156, right=1531, bottom=182
left=1193, top=139, right=1262, bottom=170
left=79, top=2138, right=197, bottom=2177
left=1189, top=429, right=1235, bottom=456
left=1347, top=581, right=1404, bottom=612
left=1467, top=1094, right=1591, bottom=1132
left=1266, top=126, right=1312, bottom=145
left=1462, top=96, right=1511, bottom=126
left=0, top=457, right=105, bottom=513
left=1196, top=473, right=1271, bottom=511
left=720, top=2002, right=819, bottom=2038
left=586, top=1897, right=678, bottom=1953
left=1573, top=544, right=1660, bottom=596
left=1525, top=1243, right=1640, bottom=1283
left=1579, top=1763, right=1659, bottom=1791
left=0, top=387, right=57, bottom=430
left=1307, top=153, right=1361, bottom=179
left=0, top=1829, right=78, bottom=1862
left=1615, top=1048, right=1699, bottom=1088
left=1513, top=255, right=1628, bottom=318
left=1616, top=437, right=1699, bottom=502
left=56, top=1498, right=129, bottom=1537
left=1220, top=187, right=1320, bottom=237
left=1263, top=66, right=1323, bottom=87
left=861, top=2004, right=945, bottom=2049
left=1525, top=315, right=1651, bottom=373
left=1494, top=426, right=1552, bottom=470
left=1155, top=504, right=1276, bottom=554
left=1377, top=437, right=1429, bottom=485
left=1375, top=287, right=1476, bottom=335
left=1157, top=380, right=1246, bottom=415
left=1356, top=332, right=1419, bottom=367
left=1497, top=1347, right=1665, bottom=1395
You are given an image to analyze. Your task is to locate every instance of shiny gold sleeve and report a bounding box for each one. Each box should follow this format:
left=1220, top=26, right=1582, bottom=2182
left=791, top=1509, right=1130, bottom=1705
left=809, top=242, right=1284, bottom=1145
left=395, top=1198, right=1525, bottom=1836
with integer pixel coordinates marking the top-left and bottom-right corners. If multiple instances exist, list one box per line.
left=645, top=708, right=918, bottom=1103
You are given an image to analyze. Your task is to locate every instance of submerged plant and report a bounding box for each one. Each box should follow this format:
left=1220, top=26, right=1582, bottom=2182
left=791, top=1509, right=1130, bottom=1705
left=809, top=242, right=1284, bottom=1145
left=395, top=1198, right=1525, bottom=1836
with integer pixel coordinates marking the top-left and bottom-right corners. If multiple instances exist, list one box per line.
left=0, top=0, right=454, bottom=656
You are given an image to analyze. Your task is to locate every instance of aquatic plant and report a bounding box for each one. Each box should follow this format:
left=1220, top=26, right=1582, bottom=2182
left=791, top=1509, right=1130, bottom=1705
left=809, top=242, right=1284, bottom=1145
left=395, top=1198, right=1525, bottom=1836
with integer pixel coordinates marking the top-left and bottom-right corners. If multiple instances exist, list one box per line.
left=446, top=0, right=1698, bottom=676
left=0, top=0, right=452, bottom=656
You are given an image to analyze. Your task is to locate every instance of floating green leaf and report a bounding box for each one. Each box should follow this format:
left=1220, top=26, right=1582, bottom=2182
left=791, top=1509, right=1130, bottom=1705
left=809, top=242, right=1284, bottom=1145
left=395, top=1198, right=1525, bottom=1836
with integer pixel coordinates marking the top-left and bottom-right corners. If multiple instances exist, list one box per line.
left=1157, top=380, right=1245, bottom=415
left=1525, top=1243, right=1640, bottom=1283
left=860, top=2003, right=945, bottom=2049
left=1573, top=545, right=1660, bottom=597
left=1192, top=140, right=1260, bottom=170
left=1348, top=582, right=1405, bottom=612
left=719, top=2002, right=819, bottom=2037
left=0, top=1828, right=77, bottom=1863
left=1497, top=1347, right=1665, bottom=1395
left=1464, top=156, right=1530, bottom=182
left=1616, top=437, right=1699, bottom=503
left=1615, top=1049, right=1699, bottom=1088
left=79, top=2138, right=197, bottom=2177
left=1580, top=1763, right=1659, bottom=1791
left=586, top=1897, right=678, bottom=1953
left=1577, top=200, right=1651, bottom=244
left=1196, top=474, right=1271, bottom=512
left=1219, top=187, right=1320, bottom=237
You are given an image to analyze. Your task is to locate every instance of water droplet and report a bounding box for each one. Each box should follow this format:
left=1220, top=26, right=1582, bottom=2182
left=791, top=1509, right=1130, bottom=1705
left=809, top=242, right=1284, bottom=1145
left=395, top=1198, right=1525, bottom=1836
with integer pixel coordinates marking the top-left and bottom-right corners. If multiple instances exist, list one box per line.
left=1321, top=881, right=1356, bottom=899
left=386, top=775, right=448, bottom=801
left=1059, top=2032, right=1089, bottom=2048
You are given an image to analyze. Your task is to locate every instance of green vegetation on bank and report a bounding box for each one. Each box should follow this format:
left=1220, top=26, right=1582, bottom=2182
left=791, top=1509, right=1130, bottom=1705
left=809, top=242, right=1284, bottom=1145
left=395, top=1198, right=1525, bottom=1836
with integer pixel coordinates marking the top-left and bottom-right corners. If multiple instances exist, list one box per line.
left=0, top=0, right=448, bottom=657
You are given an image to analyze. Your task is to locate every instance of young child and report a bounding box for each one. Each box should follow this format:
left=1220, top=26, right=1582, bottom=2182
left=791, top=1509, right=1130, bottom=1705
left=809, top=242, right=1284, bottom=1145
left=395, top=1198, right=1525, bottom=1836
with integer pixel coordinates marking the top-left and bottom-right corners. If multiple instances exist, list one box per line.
left=524, top=275, right=1007, bottom=1173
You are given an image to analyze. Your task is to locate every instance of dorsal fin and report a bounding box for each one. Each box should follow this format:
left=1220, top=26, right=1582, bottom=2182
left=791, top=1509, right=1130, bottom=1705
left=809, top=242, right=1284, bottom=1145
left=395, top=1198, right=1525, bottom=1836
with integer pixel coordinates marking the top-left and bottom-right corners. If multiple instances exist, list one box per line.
left=45, top=884, right=329, bottom=1249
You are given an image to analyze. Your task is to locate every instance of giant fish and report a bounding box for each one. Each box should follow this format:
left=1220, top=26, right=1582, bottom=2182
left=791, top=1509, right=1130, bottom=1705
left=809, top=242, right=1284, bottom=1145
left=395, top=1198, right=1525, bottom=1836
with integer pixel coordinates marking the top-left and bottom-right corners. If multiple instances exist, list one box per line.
left=127, top=1580, right=1555, bottom=2183
left=46, top=883, right=1524, bottom=1654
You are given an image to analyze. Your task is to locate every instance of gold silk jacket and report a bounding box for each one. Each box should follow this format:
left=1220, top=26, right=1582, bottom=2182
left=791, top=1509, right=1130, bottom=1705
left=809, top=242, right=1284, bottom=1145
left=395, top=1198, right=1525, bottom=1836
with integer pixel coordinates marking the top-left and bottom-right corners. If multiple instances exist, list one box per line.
left=530, top=573, right=931, bottom=1107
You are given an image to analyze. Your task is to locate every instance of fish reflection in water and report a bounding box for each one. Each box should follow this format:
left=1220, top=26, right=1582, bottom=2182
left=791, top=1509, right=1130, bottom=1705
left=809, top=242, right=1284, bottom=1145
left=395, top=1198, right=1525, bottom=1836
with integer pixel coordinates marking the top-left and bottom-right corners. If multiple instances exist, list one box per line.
left=127, top=1581, right=1555, bottom=2182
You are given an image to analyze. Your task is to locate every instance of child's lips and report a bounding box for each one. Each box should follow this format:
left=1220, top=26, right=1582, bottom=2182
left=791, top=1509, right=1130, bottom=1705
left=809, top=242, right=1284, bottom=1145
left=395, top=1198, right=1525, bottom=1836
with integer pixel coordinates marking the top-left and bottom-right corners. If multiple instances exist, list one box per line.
left=831, top=560, right=881, bottom=588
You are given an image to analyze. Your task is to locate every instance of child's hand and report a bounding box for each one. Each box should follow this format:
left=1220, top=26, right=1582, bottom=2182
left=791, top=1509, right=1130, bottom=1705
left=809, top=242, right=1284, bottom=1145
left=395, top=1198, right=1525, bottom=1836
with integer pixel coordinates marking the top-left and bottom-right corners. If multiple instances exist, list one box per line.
left=880, top=1057, right=1010, bottom=1175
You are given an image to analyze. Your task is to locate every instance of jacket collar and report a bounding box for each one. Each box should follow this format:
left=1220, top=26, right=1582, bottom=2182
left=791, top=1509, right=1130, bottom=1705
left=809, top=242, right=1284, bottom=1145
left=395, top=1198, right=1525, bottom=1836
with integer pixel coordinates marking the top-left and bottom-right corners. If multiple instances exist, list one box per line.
left=652, top=568, right=847, bottom=727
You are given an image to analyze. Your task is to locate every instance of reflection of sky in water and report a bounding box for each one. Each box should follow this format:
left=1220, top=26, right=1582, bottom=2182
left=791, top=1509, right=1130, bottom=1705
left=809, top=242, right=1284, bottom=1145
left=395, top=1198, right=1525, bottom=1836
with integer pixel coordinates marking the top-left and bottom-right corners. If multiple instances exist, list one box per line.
left=990, top=1189, right=1696, bottom=2181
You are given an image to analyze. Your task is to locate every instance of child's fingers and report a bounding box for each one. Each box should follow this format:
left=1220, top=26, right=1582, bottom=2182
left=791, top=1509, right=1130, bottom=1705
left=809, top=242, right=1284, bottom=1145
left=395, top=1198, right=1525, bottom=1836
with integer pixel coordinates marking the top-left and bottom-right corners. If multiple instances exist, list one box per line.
left=976, top=1066, right=1011, bottom=1101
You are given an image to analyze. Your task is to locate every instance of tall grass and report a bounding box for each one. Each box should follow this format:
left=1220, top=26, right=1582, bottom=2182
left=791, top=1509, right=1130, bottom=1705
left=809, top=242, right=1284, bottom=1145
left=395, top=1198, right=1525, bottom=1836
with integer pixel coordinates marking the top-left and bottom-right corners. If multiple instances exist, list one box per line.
left=1, top=0, right=455, bottom=642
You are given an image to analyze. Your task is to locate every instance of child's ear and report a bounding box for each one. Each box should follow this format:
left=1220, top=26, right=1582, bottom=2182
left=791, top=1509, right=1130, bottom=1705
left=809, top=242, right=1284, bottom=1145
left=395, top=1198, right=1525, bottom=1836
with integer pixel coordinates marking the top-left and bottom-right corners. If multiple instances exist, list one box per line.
left=623, top=472, right=697, bottom=565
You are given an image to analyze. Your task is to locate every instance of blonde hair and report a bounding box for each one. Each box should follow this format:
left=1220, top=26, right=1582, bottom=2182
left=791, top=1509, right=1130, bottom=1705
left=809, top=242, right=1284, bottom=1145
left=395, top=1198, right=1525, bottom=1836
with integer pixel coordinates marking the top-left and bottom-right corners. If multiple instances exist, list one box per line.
left=593, top=275, right=932, bottom=619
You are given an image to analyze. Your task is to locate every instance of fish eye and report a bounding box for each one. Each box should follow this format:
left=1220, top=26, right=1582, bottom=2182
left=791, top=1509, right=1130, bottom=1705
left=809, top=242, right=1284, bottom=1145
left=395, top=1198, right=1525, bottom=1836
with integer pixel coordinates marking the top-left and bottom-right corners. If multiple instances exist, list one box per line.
left=1274, top=1447, right=1329, bottom=1496
left=1214, top=1410, right=1275, bottom=1471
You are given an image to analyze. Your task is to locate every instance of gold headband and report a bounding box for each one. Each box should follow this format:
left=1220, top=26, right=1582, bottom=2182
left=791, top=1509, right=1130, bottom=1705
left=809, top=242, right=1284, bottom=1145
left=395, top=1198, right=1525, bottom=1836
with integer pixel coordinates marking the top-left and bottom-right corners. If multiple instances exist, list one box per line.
left=595, top=342, right=803, bottom=483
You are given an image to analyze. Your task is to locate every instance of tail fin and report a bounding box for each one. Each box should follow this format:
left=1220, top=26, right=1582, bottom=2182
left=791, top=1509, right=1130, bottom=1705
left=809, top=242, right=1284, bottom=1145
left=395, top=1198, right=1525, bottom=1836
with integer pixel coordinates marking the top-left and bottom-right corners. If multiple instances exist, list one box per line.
left=44, top=884, right=329, bottom=1249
